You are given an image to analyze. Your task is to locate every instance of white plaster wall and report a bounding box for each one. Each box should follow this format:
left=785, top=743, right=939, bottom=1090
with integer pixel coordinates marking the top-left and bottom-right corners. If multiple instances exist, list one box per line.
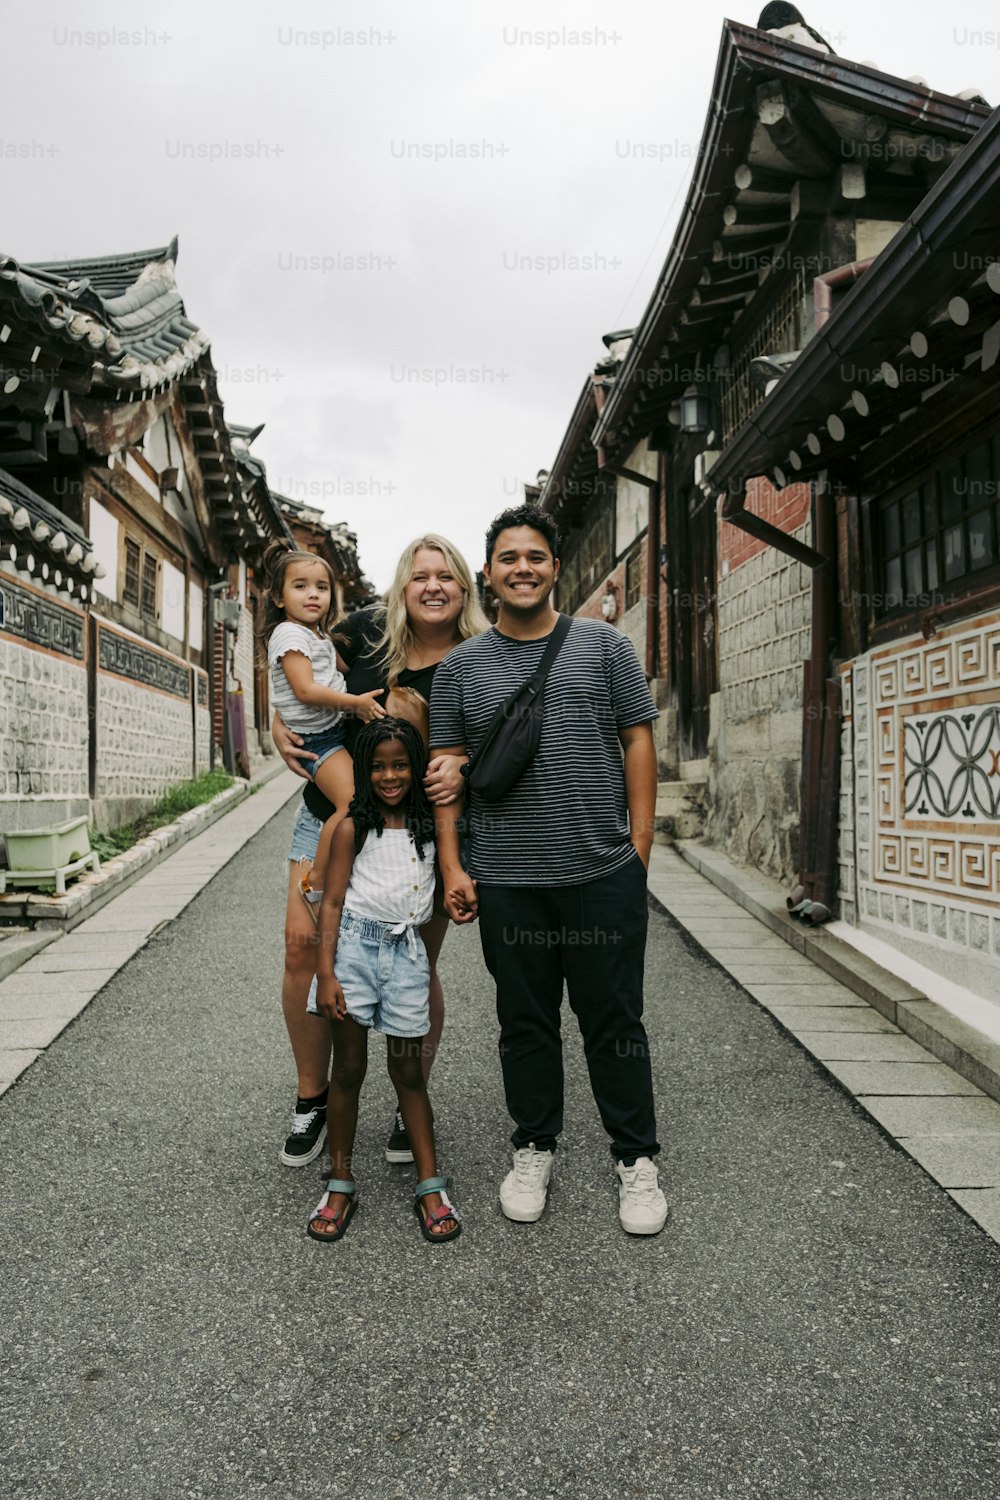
left=189, top=580, right=204, bottom=654
left=161, top=561, right=186, bottom=644
left=88, top=499, right=119, bottom=603
left=615, top=438, right=656, bottom=556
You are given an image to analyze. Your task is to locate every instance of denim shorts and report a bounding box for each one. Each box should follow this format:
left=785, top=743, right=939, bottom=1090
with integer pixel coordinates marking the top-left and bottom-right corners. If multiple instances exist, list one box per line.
left=329, top=908, right=430, bottom=1038
left=298, top=723, right=347, bottom=779
left=288, top=804, right=324, bottom=863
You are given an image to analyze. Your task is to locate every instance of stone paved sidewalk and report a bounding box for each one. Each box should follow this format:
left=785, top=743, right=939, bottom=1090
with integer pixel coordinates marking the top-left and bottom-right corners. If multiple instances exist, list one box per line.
left=648, top=844, right=1000, bottom=1244
left=0, top=769, right=301, bottom=1096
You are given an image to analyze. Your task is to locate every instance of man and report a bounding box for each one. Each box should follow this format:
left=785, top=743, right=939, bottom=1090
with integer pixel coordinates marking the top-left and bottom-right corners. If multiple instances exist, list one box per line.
left=430, top=504, right=667, bottom=1235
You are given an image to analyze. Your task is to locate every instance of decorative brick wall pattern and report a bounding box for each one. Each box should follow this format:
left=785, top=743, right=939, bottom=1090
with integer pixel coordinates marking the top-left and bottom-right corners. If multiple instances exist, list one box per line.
left=94, top=626, right=194, bottom=827
left=0, top=575, right=89, bottom=837
left=0, top=635, right=89, bottom=823
left=837, top=665, right=857, bottom=925
left=840, top=611, right=1000, bottom=983
left=194, top=669, right=211, bottom=774
left=707, top=517, right=812, bottom=882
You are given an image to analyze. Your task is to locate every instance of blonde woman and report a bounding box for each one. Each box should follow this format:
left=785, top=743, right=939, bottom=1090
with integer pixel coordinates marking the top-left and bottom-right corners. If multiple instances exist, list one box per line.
left=272, top=535, right=489, bottom=1168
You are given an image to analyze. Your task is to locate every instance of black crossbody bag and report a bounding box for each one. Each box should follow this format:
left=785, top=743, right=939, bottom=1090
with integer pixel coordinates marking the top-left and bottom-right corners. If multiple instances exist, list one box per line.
left=464, top=614, right=572, bottom=802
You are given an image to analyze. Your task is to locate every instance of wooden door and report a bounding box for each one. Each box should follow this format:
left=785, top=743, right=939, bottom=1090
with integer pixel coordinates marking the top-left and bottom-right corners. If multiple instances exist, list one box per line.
left=670, top=486, right=718, bottom=763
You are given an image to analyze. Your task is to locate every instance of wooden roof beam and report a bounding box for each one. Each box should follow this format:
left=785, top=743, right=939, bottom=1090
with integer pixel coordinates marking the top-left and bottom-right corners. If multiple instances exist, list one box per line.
left=755, top=82, right=836, bottom=178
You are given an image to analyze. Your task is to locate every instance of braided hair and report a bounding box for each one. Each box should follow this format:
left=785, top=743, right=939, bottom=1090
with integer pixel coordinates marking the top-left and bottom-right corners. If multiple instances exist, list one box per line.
left=348, top=717, right=436, bottom=859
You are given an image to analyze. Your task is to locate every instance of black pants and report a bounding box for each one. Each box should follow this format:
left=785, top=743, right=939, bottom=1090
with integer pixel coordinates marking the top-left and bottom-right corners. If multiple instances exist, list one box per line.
left=478, top=855, right=659, bottom=1164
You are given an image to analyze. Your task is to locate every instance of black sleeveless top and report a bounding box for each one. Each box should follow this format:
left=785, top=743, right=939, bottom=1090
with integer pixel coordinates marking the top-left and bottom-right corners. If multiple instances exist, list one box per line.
left=301, top=607, right=439, bottom=822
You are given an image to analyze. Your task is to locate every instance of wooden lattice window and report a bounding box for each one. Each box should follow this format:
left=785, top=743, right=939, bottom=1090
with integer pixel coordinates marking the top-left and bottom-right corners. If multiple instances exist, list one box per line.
left=625, top=544, right=643, bottom=610
left=141, top=551, right=158, bottom=620
left=123, top=537, right=141, bottom=606
left=721, top=267, right=807, bottom=443
left=878, top=433, right=1000, bottom=615
left=558, top=497, right=614, bottom=617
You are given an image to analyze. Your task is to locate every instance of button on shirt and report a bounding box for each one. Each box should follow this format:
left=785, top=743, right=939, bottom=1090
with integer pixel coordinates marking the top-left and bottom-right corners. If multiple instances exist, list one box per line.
left=344, top=828, right=436, bottom=926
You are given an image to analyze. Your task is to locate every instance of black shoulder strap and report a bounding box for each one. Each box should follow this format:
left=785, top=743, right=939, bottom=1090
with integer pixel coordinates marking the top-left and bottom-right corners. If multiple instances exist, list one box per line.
left=468, top=615, right=573, bottom=768
left=525, top=613, right=572, bottom=695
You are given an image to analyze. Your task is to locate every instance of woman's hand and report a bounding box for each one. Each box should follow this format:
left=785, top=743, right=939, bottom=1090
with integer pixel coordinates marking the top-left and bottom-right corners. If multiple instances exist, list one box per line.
left=315, top=974, right=347, bottom=1021
left=349, top=689, right=386, bottom=724
left=424, top=753, right=468, bottom=805
left=271, top=712, right=317, bottom=779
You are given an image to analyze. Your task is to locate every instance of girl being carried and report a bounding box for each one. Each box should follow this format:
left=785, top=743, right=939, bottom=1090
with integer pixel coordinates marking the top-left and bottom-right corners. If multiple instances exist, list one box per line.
left=260, top=542, right=385, bottom=901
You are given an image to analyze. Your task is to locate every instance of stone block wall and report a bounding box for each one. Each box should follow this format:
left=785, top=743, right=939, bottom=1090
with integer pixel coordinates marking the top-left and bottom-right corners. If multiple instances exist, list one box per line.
left=0, top=573, right=89, bottom=845
left=194, top=669, right=211, bottom=775
left=706, top=518, right=812, bottom=883
left=93, top=621, right=195, bottom=830
left=233, top=602, right=257, bottom=733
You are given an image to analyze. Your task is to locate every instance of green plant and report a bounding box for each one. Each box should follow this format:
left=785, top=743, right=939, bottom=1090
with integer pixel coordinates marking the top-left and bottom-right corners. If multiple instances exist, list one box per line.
left=89, top=769, right=235, bottom=860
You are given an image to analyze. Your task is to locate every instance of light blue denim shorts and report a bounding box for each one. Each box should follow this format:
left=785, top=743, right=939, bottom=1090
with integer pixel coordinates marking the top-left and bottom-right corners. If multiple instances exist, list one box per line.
left=289, top=804, right=324, bottom=864
left=331, top=908, right=430, bottom=1038
left=298, top=723, right=347, bottom=779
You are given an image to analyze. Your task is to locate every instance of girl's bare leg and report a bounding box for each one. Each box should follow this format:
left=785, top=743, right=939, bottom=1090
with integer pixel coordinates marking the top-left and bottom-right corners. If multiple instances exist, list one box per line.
left=419, top=909, right=449, bottom=1083
left=309, top=1019, right=369, bottom=1237
left=283, top=861, right=330, bottom=1098
left=386, top=1037, right=457, bottom=1236
left=307, top=749, right=354, bottom=890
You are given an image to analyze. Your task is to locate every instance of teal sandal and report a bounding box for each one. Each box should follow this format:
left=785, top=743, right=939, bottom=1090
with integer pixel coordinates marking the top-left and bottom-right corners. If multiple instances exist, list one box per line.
left=307, top=1178, right=358, bottom=1243
left=414, top=1176, right=461, bottom=1244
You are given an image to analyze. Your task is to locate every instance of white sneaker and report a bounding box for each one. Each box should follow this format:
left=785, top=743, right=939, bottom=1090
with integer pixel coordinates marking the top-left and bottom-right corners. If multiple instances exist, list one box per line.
left=617, top=1157, right=668, bottom=1235
left=499, top=1144, right=554, bottom=1223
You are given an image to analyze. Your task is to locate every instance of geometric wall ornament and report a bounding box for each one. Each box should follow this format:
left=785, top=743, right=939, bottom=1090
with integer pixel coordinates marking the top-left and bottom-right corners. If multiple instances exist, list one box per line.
left=904, top=703, right=1000, bottom=821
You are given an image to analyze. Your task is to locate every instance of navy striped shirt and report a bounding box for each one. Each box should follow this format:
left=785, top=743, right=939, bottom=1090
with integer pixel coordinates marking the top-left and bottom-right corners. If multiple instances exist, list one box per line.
left=429, top=617, right=657, bottom=887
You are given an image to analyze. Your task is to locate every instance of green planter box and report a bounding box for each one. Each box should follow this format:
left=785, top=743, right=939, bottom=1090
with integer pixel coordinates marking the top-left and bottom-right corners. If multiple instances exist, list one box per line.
left=1, top=816, right=100, bottom=896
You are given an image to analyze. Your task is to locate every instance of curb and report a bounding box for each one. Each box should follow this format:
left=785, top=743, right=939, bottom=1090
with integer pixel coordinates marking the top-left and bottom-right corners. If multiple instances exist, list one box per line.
left=0, top=758, right=288, bottom=979
left=674, top=839, right=1000, bottom=1108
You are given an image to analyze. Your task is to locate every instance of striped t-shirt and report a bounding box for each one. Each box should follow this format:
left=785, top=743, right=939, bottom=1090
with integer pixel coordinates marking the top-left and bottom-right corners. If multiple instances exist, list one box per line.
left=268, top=620, right=346, bottom=735
left=429, top=617, right=657, bottom=887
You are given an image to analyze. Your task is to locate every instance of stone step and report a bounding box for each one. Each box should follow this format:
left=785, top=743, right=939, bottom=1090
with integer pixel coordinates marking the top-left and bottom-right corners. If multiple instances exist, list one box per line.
left=653, top=778, right=707, bottom=845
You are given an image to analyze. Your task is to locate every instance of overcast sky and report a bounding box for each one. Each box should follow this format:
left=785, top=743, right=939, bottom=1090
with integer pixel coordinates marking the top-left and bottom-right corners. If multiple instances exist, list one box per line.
left=6, top=1, right=999, bottom=589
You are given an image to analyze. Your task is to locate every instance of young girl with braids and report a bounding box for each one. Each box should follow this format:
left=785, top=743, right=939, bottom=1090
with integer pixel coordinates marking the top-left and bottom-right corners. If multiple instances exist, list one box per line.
left=308, top=717, right=461, bottom=1244
left=259, top=541, right=386, bottom=902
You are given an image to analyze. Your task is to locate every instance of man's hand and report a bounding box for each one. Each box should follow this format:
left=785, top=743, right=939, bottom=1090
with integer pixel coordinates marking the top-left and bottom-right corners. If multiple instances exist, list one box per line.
left=442, top=866, right=479, bottom=924
left=629, top=832, right=652, bottom=871
left=424, top=754, right=468, bottom=806
left=271, top=712, right=317, bottom=780
left=315, top=974, right=347, bottom=1020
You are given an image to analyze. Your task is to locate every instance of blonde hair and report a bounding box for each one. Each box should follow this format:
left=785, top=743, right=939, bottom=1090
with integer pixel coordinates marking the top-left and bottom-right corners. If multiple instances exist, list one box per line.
left=373, top=534, right=489, bottom=687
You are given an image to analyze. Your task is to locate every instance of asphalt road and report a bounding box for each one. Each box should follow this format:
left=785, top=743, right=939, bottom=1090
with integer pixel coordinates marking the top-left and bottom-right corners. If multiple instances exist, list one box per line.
left=1, top=803, right=999, bottom=1500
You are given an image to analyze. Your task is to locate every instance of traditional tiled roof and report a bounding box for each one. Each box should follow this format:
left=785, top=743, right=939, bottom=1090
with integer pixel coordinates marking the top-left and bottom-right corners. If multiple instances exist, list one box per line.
left=710, top=101, right=1000, bottom=499
left=0, top=466, right=101, bottom=597
left=0, top=236, right=209, bottom=400
left=226, top=421, right=295, bottom=549
left=592, top=21, right=991, bottom=462
left=275, top=490, right=373, bottom=605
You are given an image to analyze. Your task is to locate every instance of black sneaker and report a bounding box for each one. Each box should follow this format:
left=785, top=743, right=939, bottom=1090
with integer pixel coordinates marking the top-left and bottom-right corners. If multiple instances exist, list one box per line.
left=280, top=1099, right=328, bottom=1167
left=385, top=1109, right=414, bottom=1165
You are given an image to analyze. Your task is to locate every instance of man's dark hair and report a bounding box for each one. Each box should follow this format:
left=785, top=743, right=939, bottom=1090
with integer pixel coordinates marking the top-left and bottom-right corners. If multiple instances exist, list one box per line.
left=485, top=504, right=560, bottom=566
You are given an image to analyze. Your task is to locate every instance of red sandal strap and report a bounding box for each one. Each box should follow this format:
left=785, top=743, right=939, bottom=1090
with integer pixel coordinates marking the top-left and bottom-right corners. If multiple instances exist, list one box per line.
left=423, top=1203, right=459, bottom=1225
